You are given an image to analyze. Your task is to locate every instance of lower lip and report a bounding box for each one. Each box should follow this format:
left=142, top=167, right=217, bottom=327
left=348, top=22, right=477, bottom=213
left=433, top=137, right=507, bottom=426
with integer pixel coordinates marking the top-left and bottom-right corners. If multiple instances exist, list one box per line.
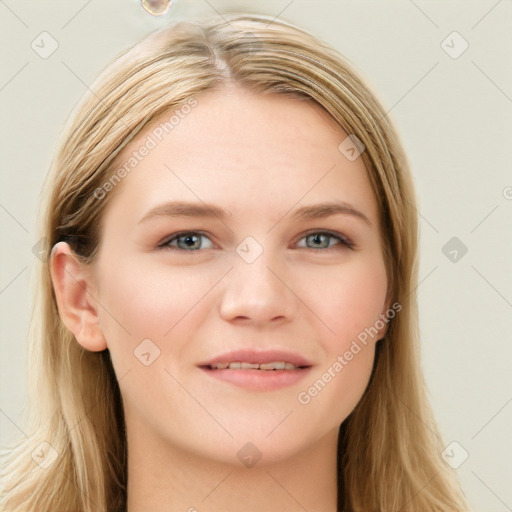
left=198, top=367, right=313, bottom=391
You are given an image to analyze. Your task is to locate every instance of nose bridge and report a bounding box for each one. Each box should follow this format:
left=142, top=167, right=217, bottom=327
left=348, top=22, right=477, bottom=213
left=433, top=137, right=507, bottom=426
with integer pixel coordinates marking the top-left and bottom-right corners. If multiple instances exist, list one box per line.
left=219, top=241, right=297, bottom=324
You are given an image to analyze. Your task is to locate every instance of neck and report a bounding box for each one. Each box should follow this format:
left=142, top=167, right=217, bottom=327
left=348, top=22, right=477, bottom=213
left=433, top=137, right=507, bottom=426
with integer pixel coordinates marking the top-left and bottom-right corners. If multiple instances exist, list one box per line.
left=125, top=422, right=340, bottom=512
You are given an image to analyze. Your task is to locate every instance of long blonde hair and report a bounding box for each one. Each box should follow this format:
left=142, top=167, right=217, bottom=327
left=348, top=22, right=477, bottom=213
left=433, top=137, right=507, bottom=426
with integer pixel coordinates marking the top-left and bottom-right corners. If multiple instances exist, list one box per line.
left=0, top=12, right=471, bottom=511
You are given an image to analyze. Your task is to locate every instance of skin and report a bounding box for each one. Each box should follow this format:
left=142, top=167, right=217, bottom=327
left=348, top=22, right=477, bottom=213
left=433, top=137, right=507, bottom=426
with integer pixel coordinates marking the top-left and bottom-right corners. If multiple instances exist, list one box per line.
left=51, top=83, right=390, bottom=512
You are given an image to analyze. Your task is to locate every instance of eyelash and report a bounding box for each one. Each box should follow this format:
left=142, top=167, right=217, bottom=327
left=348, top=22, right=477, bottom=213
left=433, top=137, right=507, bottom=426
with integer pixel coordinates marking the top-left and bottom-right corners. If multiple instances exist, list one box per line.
left=157, top=230, right=355, bottom=252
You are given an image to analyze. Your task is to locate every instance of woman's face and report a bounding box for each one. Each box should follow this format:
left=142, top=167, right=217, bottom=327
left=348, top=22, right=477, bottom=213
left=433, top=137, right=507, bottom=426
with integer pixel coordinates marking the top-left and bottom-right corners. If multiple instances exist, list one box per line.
left=80, top=84, right=390, bottom=465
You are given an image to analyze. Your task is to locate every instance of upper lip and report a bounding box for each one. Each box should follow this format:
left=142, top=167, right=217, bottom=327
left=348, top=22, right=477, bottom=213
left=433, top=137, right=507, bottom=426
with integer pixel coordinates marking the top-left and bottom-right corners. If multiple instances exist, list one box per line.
left=197, top=349, right=313, bottom=368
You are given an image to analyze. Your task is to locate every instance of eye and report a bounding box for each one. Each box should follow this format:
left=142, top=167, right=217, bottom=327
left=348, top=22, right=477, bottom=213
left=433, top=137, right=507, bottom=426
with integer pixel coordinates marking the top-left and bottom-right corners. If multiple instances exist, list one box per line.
left=158, top=231, right=214, bottom=251
left=296, top=231, right=355, bottom=251
left=157, top=230, right=355, bottom=252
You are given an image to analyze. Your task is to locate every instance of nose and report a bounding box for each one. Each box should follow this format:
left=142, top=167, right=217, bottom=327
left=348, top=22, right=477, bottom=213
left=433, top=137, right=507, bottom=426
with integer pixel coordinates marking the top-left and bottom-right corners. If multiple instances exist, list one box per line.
left=218, top=250, right=298, bottom=326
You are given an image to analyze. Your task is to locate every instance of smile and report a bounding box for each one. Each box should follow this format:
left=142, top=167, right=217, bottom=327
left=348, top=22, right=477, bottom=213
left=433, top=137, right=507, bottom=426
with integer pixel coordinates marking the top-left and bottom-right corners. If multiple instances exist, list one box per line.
left=207, top=361, right=303, bottom=370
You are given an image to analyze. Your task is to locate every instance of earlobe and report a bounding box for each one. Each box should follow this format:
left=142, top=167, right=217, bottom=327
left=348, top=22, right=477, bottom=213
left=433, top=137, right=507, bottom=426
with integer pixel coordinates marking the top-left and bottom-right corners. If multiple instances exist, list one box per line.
left=49, top=241, right=107, bottom=352
left=375, top=297, right=393, bottom=342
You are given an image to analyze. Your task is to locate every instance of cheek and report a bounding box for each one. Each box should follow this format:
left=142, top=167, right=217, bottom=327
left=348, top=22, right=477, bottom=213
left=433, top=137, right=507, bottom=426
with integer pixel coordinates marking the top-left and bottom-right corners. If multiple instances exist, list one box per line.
left=294, top=258, right=387, bottom=421
left=95, top=255, right=223, bottom=356
left=93, top=256, right=226, bottom=426
left=301, top=255, right=388, bottom=348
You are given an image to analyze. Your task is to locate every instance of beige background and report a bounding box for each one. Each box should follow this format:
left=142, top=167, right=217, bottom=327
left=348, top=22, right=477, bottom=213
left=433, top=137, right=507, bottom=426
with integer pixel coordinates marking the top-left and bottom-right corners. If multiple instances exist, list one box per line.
left=1, top=1, right=511, bottom=510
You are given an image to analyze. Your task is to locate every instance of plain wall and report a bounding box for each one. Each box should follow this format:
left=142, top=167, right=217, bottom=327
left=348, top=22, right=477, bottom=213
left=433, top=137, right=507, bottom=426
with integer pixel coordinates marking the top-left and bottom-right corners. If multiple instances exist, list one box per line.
left=1, top=1, right=511, bottom=510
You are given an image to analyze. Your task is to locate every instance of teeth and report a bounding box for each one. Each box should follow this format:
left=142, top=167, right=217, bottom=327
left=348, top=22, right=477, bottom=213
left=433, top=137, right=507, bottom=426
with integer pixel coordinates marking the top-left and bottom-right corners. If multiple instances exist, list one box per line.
left=212, top=362, right=229, bottom=369
left=241, top=362, right=260, bottom=369
left=260, top=362, right=285, bottom=370
left=209, top=361, right=300, bottom=370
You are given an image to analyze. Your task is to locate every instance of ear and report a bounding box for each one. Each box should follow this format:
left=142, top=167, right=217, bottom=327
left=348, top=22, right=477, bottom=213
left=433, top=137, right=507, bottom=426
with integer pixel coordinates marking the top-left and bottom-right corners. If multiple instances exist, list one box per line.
left=375, top=289, right=394, bottom=341
left=49, top=241, right=107, bottom=352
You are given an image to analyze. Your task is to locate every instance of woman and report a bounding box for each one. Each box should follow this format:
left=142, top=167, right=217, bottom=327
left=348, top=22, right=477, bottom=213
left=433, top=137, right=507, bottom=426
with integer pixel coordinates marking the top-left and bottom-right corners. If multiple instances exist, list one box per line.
left=0, top=12, right=471, bottom=512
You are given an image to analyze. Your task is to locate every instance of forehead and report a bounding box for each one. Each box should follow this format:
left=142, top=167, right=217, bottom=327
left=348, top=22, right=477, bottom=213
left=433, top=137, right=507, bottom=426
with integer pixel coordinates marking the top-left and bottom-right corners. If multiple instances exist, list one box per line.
left=103, top=84, right=379, bottom=228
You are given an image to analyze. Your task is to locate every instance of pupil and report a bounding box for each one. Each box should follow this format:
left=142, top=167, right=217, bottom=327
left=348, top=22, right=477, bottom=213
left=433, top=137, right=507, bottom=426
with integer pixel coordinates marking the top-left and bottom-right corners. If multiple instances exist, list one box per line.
left=183, top=235, right=199, bottom=249
left=311, top=234, right=326, bottom=248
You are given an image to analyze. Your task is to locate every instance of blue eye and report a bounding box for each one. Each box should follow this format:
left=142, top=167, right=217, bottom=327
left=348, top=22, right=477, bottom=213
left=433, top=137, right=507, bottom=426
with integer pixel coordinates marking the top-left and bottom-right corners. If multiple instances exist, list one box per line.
left=158, top=230, right=354, bottom=251
left=297, top=231, right=354, bottom=251
left=158, top=232, right=214, bottom=251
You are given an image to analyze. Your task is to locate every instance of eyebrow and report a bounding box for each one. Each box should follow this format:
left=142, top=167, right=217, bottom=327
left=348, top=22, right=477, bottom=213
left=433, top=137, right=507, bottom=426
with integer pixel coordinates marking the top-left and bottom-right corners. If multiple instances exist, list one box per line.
left=138, top=200, right=372, bottom=226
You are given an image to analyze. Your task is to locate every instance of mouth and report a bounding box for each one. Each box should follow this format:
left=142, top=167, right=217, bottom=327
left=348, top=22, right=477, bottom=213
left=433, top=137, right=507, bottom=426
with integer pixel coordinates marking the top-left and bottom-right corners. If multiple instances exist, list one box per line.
left=197, top=349, right=313, bottom=391
left=203, top=361, right=308, bottom=370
